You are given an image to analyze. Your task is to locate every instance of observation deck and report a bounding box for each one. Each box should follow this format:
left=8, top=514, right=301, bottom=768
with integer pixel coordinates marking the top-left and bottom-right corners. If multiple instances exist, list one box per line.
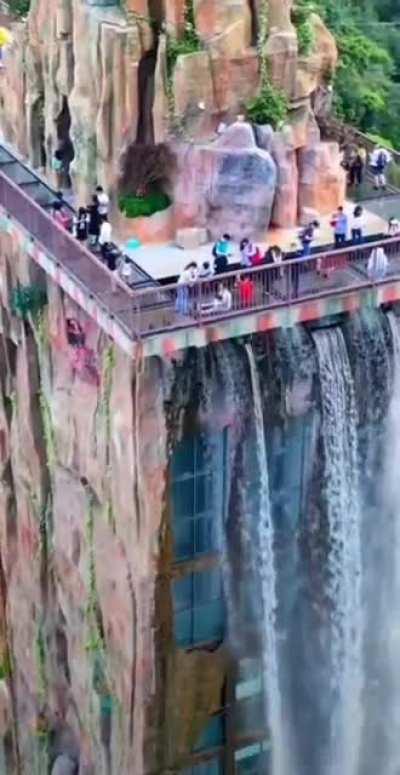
left=1, top=141, right=400, bottom=359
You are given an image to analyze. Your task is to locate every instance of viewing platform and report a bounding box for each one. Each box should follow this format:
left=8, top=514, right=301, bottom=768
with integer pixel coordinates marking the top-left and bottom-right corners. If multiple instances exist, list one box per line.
left=1, top=140, right=400, bottom=359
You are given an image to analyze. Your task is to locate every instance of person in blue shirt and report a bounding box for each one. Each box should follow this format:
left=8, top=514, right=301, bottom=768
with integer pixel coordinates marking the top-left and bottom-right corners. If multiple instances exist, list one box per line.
left=213, top=234, right=233, bottom=273
left=332, top=206, right=348, bottom=248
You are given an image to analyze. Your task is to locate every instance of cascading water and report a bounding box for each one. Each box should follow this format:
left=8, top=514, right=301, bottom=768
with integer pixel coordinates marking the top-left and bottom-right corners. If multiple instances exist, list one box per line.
left=312, top=328, right=363, bottom=775
left=373, top=311, right=400, bottom=775
left=245, top=343, right=289, bottom=775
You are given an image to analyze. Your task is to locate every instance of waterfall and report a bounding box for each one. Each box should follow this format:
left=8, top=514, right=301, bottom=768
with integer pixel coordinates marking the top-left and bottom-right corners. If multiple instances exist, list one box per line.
left=312, top=328, right=363, bottom=775
left=245, top=343, right=289, bottom=775
left=377, top=312, right=400, bottom=774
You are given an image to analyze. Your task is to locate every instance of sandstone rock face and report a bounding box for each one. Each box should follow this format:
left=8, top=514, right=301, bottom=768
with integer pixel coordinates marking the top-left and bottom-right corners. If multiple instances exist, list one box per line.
left=173, top=122, right=277, bottom=240
left=298, top=142, right=347, bottom=215
left=0, top=0, right=339, bottom=228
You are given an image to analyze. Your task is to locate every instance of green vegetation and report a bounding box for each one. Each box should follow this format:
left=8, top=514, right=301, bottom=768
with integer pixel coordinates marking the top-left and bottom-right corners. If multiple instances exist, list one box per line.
left=166, top=0, right=202, bottom=78
left=118, top=191, right=171, bottom=219
left=7, top=0, right=30, bottom=17
left=246, top=0, right=288, bottom=128
left=246, top=83, right=288, bottom=129
left=292, top=1, right=316, bottom=55
left=11, top=284, right=47, bottom=321
left=314, top=0, right=400, bottom=148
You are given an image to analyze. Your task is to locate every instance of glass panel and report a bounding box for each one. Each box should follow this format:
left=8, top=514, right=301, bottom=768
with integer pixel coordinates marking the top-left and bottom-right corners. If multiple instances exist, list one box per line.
left=195, top=474, right=215, bottom=515
left=235, top=695, right=266, bottom=737
left=172, top=437, right=195, bottom=478
left=236, top=658, right=263, bottom=701
left=174, top=609, right=193, bottom=648
left=173, top=576, right=193, bottom=612
left=235, top=742, right=270, bottom=774
left=194, top=569, right=222, bottom=604
left=195, top=515, right=217, bottom=555
left=172, top=478, right=195, bottom=521
left=174, top=520, right=195, bottom=560
left=193, top=599, right=224, bottom=644
left=193, top=715, right=225, bottom=752
left=182, top=760, right=222, bottom=775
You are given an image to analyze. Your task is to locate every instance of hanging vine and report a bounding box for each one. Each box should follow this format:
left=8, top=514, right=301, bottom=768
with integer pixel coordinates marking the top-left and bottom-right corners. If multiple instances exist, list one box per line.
left=245, top=0, right=289, bottom=128
left=98, top=345, right=116, bottom=531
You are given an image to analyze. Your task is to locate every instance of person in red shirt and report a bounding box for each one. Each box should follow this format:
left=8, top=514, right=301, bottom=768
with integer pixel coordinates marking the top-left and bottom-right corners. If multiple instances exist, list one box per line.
left=237, top=274, right=256, bottom=307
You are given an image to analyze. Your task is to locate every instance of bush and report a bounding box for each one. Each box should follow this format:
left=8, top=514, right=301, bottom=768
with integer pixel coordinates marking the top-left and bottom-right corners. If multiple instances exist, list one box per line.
left=246, top=84, right=288, bottom=129
left=166, top=31, right=202, bottom=78
left=11, top=285, right=47, bottom=320
left=118, top=192, right=171, bottom=219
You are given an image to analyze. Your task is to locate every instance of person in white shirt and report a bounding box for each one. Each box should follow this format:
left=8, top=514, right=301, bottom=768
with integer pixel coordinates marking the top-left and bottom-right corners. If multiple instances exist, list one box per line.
left=213, top=283, right=232, bottom=312
left=119, top=256, right=136, bottom=287
left=367, top=246, right=388, bottom=281
left=99, top=216, right=112, bottom=261
left=96, top=185, right=110, bottom=217
left=388, top=217, right=400, bottom=236
left=175, top=262, right=198, bottom=315
left=351, top=205, right=365, bottom=242
left=370, top=147, right=392, bottom=190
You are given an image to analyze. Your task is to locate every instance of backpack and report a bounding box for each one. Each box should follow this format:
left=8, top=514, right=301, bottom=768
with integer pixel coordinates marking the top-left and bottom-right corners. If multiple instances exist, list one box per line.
left=377, top=151, right=387, bottom=169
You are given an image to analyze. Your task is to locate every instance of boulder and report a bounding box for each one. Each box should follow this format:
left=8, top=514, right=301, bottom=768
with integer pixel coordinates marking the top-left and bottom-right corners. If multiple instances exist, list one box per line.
left=194, top=0, right=252, bottom=47
left=173, top=122, right=277, bottom=240
left=298, top=142, right=346, bottom=215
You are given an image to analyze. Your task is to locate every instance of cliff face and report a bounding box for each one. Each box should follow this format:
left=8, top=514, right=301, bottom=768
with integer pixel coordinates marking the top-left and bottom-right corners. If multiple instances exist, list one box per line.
left=0, top=0, right=344, bottom=239
left=0, top=222, right=171, bottom=773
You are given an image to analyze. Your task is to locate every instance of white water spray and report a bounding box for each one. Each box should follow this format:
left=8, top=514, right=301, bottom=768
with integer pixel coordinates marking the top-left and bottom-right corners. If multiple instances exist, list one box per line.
left=245, top=343, right=289, bottom=775
left=313, top=328, right=363, bottom=775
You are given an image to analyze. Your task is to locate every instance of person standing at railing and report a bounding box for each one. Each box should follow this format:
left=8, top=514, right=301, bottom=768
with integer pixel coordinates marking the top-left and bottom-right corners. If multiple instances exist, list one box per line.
left=299, top=221, right=318, bottom=257
left=95, top=186, right=110, bottom=217
left=388, top=217, right=400, bottom=236
left=86, top=194, right=101, bottom=248
left=213, top=234, right=233, bottom=274
left=236, top=275, right=256, bottom=307
left=98, top=215, right=112, bottom=262
left=240, top=238, right=260, bottom=268
left=331, top=206, right=348, bottom=248
left=175, top=262, right=198, bottom=315
left=213, top=283, right=232, bottom=313
left=351, top=205, right=365, bottom=242
left=73, top=207, right=89, bottom=242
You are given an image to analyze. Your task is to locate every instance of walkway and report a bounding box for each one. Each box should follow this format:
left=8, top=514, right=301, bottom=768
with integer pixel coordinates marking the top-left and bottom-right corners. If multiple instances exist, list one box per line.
left=1, top=140, right=400, bottom=350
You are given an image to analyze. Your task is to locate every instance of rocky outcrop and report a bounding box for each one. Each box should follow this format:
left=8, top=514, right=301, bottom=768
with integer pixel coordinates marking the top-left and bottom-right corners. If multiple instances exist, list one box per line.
left=173, top=121, right=277, bottom=240
left=0, top=0, right=341, bottom=237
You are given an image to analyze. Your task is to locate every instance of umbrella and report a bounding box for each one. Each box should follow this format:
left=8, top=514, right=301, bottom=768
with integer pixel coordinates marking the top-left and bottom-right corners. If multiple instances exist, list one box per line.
left=0, top=28, right=12, bottom=48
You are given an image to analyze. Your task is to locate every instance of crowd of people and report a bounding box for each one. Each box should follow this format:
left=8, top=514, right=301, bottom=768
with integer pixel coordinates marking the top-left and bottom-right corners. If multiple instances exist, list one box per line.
left=51, top=185, right=138, bottom=286
left=175, top=205, right=400, bottom=316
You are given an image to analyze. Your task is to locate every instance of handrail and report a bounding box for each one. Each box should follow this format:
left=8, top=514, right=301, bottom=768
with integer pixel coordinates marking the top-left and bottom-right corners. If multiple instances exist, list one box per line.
left=130, top=235, right=400, bottom=300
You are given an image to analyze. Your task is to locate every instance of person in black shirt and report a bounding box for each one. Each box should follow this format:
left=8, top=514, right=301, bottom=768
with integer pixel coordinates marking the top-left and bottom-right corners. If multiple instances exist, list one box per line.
left=86, top=194, right=101, bottom=248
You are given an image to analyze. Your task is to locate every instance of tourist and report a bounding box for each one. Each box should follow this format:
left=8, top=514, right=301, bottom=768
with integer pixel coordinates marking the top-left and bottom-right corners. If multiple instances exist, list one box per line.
left=331, top=206, right=348, bottom=248
left=265, top=245, right=284, bottom=278
left=237, top=274, right=255, bottom=307
left=119, top=255, right=136, bottom=287
left=351, top=205, right=365, bottom=242
left=73, top=207, right=89, bottom=242
left=213, top=234, right=233, bottom=274
left=388, top=217, right=400, bottom=236
left=349, top=151, right=364, bottom=187
left=240, top=238, right=259, bottom=268
left=213, top=283, right=233, bottom=312
left=299, top=221, right=318, bottom=257
left=98, top=215, right=112, bottom=261
left=175, top=262, right=198, bottom=315
left=370, top=147, right=392, bottom=190
left=367, top=246, right=388, bottom=281
left=96, top=185, right=110, bottom=217
left=52, top=200, right=71, bottom=230
left=198, top=261, right=214, bottom=279
left=51, top=149, right=65, bottom=189
left=87, top=194, right=101, bottom=247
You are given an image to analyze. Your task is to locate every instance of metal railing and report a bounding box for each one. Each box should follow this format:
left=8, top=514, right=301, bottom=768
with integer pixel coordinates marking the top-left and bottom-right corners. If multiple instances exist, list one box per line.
left=126, top=236, right=400, bottom=336
left=2, top=164, right=400, bottom=342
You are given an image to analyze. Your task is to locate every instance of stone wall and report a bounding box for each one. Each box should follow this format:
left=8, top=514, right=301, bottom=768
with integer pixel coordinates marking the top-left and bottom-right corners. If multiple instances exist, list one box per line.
left=0, top=0, right=343, bottom=237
